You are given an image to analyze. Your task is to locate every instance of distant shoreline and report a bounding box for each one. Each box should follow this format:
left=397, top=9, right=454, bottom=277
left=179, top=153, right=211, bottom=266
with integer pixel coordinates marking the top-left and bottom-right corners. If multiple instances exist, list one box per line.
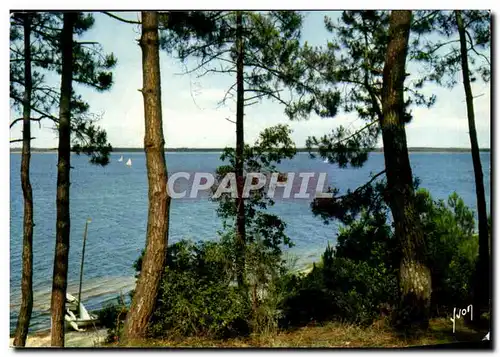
left=10, top=147, right=491, bottom=153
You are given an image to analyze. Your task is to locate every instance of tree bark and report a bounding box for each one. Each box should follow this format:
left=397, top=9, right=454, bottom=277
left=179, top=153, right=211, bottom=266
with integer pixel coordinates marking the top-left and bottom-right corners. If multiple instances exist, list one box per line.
left=380, top=10, right=432, bottom=329
left=121, top=11, right=171, bottom=343
left=50, top=12, right=75, bottom=347
left=13, top=13, right=34, bottom=348
left=235, top=10, right=246, bottom=288
left=455, top=10, right=490, bottom=322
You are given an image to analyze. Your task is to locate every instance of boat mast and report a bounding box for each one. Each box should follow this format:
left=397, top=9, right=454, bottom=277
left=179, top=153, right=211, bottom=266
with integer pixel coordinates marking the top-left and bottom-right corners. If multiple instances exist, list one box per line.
left=78, top=218, right=91, bottom=309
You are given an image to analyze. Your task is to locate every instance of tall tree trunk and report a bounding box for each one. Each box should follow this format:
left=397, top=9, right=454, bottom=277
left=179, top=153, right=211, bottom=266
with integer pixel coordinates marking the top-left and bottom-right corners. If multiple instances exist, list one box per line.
left=50, top=12, right=75, bottom=347
left=13, top=13, right=34, bottom=347
left=121, top=11, right=171, bottom=344
left=235, top=10, right=246, bottom=288
left=455, top=10, right=490, bottom=322
left=380, top=10, right=431, bottom=329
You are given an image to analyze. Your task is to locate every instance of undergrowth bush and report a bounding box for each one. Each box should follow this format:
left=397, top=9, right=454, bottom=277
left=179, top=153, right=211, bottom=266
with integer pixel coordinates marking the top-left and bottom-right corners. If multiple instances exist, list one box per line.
left=96, top=294, right=128, bottom=343
left=280, top=189, right=479, bottom=327
left=125, top=188, right=479, bottom=338
left=133, top=236, right=293, bottom=339
left=134, top=239, right=250, bottom=339
left=416, top=190, right=478, bottom=314
left=280, top=244, right=398, bottom=327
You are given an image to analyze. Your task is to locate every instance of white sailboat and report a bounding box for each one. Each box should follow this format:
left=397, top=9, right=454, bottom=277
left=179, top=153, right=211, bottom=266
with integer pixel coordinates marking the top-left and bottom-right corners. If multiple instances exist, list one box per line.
left=64, top=218, right=99, bottom=332
left=65, top=293, right=99, bottom=332
left=323, top=158, right=329, bottom=163
left=126, top=158, right=132, bottom=167
left=118, top=155, right=123, bottom=162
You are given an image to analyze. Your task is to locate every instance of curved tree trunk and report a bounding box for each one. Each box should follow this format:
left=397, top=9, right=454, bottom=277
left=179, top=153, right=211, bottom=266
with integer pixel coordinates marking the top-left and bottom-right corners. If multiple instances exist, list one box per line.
left=50, top=12, right=75, bottom=347
left=235, top=10, right=246, bottom=288
left=121, top=11, right=171, bottom=344
left=380, top=10, right=431, bottom=329
left=13, top=13, right=34, bottom=347
left=455, top=10, right=490, bottom=323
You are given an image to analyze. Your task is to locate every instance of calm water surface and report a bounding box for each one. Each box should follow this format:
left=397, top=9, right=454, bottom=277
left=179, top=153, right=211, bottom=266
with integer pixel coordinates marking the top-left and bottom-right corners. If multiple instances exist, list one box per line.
left=9, top=151, right=491, bottom=332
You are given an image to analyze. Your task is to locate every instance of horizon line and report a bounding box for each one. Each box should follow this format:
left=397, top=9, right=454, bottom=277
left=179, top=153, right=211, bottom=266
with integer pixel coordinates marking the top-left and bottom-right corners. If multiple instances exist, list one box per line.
left=9, top=146, right=491, bottom=151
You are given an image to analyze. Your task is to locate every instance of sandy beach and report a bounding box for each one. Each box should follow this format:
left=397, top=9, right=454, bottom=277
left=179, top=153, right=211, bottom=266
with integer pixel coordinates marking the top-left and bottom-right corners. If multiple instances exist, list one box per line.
left=9, top=329, right=108, bottom=348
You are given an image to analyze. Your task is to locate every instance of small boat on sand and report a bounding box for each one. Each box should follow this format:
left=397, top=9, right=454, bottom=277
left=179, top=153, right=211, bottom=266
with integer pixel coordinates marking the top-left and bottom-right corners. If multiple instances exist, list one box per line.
left=64, top=218, right=99, bottom=332
left=65, top=293, right=99, bottom=332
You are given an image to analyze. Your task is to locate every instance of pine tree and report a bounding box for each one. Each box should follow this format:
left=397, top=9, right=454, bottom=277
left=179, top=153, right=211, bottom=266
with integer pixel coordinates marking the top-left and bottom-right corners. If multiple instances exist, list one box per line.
left=411, top=9, right=491, bottom=324
left=10, top=12, right=116, bottom=165
left=11, top=12, right=34, bottom=347
left=10, top=11, right=116, bottom=346
left=50, top=12, right=76, bottom=347
left=380, top=10, right=431, bottom=328
left=278, top=11, right=438, bottom=328
left=120, top=11, right=171, bottom=343
left=101, top=11, right=221, bottom=342
left=455, top=10, right=491, bottom=325
left=162, top=10, right=304, bottom=287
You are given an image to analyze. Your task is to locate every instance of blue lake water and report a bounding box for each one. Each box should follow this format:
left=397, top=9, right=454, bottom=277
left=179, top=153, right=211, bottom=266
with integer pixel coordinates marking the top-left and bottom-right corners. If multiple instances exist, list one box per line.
left=9, top=151, right=491, bottom=332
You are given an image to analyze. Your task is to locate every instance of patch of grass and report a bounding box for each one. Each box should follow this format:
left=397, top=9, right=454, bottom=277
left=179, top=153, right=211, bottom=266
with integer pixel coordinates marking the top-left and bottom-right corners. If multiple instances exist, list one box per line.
left=103, top=317, right=488, bottom=348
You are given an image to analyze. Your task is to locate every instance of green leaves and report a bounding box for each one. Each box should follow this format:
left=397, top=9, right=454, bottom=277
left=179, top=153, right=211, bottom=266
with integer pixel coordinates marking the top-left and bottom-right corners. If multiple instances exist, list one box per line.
left=410, top=10, right=490, bottom=87
left=214, top=124, right=296, bottom=255
left=161, top=11, right=304, bottom=111
left=134, top=239, right=251, bottom=338
left=72, top=120, right=112, bottom=166
left=306, top=122, right=379, bottom=169
left=10, top=12, right=116, bottom=166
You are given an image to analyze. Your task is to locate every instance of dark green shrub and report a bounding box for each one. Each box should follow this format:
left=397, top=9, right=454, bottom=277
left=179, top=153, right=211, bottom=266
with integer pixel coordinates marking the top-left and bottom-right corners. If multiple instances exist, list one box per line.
left=416, top=190, right=478, bottom=314
left=133, top=233, right=295, bottom=339
left=280, top=243, right=398, bottom=327
left=281, top=189, right=479, bottom=327
left=134, top=239, right=251, bottom=339
left=96, top=295, right=128, bottom=343
left=150, top=268, right=250, bottom=338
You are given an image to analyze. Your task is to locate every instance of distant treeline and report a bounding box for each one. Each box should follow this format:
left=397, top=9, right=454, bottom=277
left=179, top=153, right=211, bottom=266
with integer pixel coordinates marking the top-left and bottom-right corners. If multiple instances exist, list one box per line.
left=11, top=147, right=491, bottom=153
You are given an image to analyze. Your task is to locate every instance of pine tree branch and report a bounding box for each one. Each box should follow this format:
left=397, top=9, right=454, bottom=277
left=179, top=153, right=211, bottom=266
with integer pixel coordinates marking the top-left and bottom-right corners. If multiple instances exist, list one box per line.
left=102, top=12, right=142, bottom=25
left=11, top=42, right=61, bottom=66
left=197, top=67, right=237, bottom=77
left=243, top=88, right=288, bottom=107
left=411, top=10, right=440, bottom=28
left=464, top=28, right=491, bottom=65
left=217, top=81, right=238, bottom=107
left=362, top=21, right=384, bottom=119
left=421, top=39, right=461, bottom=56
left=243, top=92, right=272, bottom=102
left=337, top=119, right=379, bottom=146
left=244, top=58, right=322, bottom=100
left=31, top=85, right=62, bottom=104
left=10, top=137, right=36, bottom=144
left=75, top=41, right=100, bottom=45
left=10, top=115, right=47, bottom=128
left=72, top=78, right=109, bottom=91
left=180, top=40, right=234, bottom=59
left=30, top=27, right=59, bottom=45
left=180, top=49, right=232, bottom=75
left=332, top=170, right=386, bottom=201
left=10, top=93, right=59, bottom=123
left=243, top=100, right=260, bottom=107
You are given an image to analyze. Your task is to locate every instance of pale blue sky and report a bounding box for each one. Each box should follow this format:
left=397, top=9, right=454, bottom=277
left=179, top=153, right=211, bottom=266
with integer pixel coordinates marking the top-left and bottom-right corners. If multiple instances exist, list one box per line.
left=9, top=11, right=491, bottom=148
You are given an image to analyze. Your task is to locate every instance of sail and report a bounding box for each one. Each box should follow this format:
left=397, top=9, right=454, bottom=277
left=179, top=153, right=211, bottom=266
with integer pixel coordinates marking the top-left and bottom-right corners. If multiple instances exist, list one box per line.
left=118, top=155, right=123, bottom=162
left=78, top=300, right=92, bottom=320
left=126, top=158, right=132, bottom=166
